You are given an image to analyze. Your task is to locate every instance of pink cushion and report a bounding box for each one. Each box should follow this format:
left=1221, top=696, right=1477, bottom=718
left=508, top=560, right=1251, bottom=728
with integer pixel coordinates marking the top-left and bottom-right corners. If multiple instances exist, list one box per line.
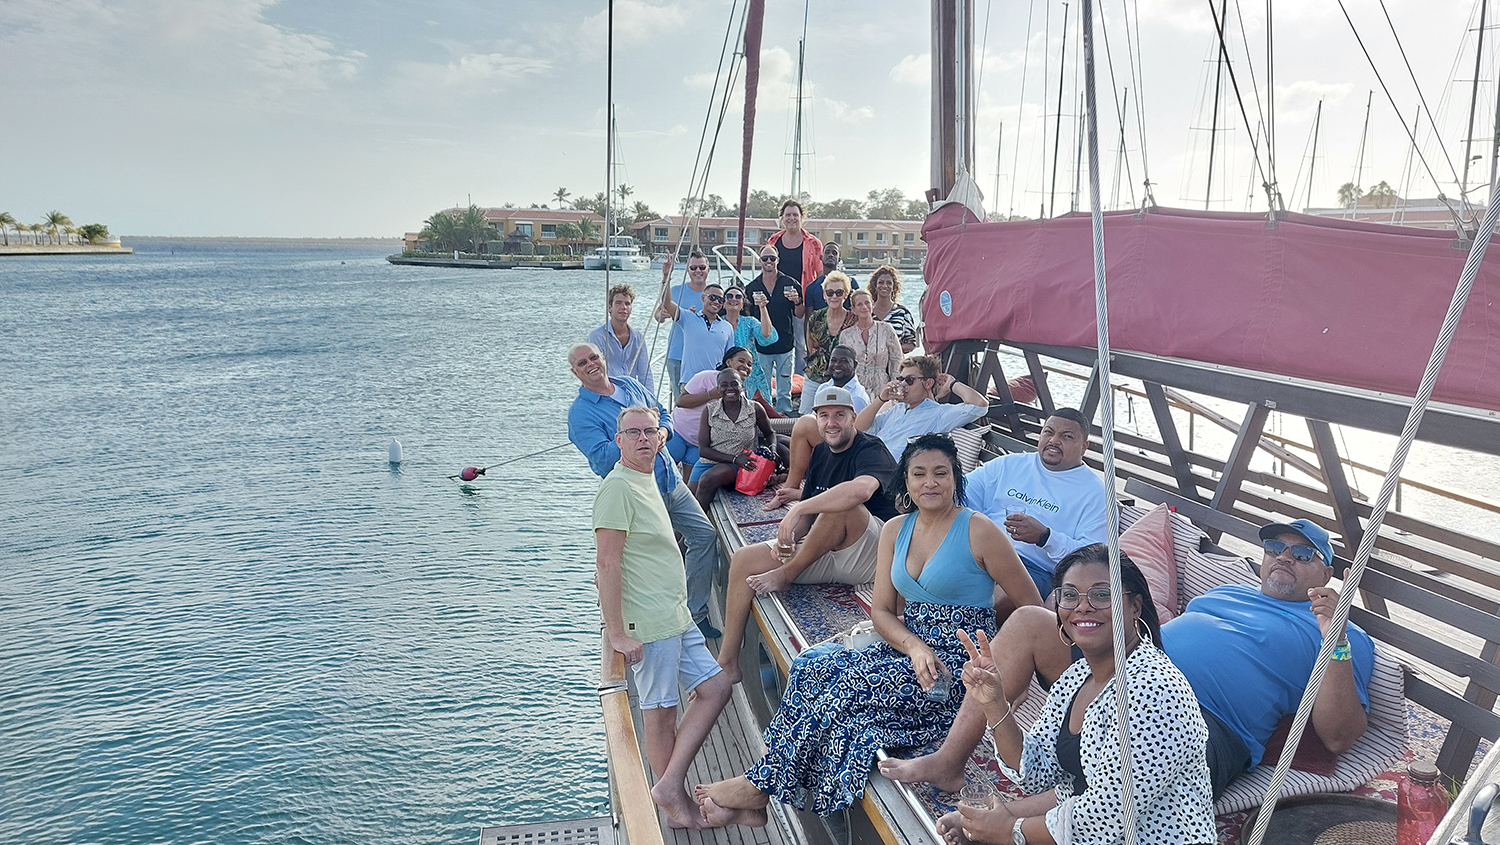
left=1118, top=503, right=1179, bottom=623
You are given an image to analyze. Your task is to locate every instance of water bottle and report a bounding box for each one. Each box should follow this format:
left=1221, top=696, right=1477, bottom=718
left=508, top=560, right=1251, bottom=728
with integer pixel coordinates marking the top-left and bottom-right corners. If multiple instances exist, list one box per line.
left=1398, top=759, right=1448, bottom=845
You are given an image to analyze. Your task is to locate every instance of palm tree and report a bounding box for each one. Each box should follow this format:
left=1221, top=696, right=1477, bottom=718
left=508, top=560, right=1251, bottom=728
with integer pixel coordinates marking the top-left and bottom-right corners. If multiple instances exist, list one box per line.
left=1337, top=182, right=1363, bottom=209
left=577, top=217, right=599, bottom=248
left=423, top=212, right=460, bottom=252
left=554, top=221, right=581, bottom=255
left=0, top=212, right=14, bottom=246
left=43, top=210, right=72, bottom=244
left=631, top=200, right=657, bottom=222
left=553, top=187, right=571, bottom=207
left=457, top=204, right=492, bottom=254
left=1367, top=181, right=1397, bottom=208
left=78, top=223, right=110, bottom=244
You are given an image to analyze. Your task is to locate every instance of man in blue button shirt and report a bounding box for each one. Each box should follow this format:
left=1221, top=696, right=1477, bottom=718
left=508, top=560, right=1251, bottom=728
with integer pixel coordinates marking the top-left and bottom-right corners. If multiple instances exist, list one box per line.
left=566, top=341, right=723, bottom=639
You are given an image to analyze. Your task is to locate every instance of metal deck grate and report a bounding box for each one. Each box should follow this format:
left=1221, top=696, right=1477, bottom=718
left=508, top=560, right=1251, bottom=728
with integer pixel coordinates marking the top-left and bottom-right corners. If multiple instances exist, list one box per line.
left=479, top=816, right=617, bottom=845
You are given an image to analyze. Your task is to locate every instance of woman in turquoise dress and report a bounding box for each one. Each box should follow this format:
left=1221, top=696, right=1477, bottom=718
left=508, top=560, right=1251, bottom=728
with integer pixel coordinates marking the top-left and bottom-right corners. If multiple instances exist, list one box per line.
left=721, top=283, right=778, bottom=406
left=696, top=434, right=1043, bottom=825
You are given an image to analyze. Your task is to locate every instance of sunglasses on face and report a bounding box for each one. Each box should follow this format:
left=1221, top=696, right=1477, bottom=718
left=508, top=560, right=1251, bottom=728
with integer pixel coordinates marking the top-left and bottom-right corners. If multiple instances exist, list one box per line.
left=573, top=353, right=602, bottom=367
left=1263, top=539, right=1321, bottom=563
left=688, top=264, right=709, bottom=272
left=825, top=290, right=847, bottom=297
left=760, top=255, right=778, bottom=262
left=1054, top=586, right=1133, bottom=610
left=894, top=375, right=924, bottom=385
left=724, top=292, right=744, bottom=300
left=704, top=293, right=724, bottom=303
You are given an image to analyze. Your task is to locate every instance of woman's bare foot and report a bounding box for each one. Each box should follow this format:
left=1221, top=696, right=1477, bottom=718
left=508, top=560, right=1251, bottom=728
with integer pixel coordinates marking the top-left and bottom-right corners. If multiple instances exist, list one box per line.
left=935, top=809, right=972, bottom=845
left=651, top=780, right=709, bottom=829
left=694, top=776, right=768, bottom=811
left=699, top=796, right=768, bottom=828
left=876, top=753, right=968, bottom=793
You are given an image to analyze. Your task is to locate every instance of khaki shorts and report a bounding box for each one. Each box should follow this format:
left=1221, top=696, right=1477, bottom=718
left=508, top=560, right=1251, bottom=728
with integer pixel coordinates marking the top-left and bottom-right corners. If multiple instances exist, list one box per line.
left=771, top=512, right=884, bottom=585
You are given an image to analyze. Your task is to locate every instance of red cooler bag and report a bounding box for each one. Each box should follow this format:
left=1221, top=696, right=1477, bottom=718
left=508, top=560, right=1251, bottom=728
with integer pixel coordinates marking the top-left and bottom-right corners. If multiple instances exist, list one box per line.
left=735, top=453, right=774, bottom=495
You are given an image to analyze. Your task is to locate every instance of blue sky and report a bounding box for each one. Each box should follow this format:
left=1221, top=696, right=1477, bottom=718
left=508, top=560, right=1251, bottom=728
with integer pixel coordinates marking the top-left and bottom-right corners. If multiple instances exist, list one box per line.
left=0, top=0, right=1489, bottom=236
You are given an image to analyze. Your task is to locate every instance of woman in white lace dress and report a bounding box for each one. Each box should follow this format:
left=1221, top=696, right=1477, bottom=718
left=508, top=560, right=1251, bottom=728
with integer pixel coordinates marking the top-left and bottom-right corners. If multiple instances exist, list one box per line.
left=838, top=289, right=902, bottom=397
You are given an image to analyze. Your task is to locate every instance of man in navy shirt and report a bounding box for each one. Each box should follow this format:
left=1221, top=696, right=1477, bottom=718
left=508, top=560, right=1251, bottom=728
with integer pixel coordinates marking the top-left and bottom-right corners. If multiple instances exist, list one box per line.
left=566, top=341, right=723, bottom=639
left=805, top=240, right=860, bottom=311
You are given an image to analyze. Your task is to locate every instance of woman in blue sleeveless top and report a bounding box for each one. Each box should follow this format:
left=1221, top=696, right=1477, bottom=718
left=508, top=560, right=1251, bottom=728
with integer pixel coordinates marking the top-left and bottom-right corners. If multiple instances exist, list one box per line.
left=697, top=434, right=1043, bottom=826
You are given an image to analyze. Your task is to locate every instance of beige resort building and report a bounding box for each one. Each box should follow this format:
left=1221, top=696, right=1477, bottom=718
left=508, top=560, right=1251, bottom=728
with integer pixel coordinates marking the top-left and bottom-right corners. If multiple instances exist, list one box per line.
left=403, top=208, right=605, bottom=254
left=630, top=216, right=926, bottom=266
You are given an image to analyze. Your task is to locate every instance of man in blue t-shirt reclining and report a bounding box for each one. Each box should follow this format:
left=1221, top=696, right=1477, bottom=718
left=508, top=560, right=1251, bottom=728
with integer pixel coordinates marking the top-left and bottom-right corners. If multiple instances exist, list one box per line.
left=880, top=517, right=1375, bottom=803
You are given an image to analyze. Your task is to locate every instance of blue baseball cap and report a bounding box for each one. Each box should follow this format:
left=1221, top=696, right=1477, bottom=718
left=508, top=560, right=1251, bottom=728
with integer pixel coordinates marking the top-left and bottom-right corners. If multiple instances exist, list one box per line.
left=1259, top=519, right=1335, bottom=566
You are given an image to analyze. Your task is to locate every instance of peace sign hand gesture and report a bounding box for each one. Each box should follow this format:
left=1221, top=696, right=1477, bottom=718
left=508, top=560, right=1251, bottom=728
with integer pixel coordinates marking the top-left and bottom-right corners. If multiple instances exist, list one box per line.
left=956, top=629, right=1008, bottom=709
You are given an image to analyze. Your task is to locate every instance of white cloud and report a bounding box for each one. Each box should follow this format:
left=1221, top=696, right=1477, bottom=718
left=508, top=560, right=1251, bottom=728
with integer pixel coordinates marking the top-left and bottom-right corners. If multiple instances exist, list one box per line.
left=891, top=54, right=929, bottom=87
left=1274, top=80, right=1353, bottom=122
left=415, top=53, right=552, bottom=90
left=579, top=0, right=694, bottom=51
left=824, top=98, right=874, bottom=123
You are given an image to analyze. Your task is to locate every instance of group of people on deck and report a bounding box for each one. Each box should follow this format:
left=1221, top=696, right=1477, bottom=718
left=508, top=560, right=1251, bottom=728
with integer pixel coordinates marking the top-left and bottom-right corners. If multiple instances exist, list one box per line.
left=568, top=217, right=1376, bottom=844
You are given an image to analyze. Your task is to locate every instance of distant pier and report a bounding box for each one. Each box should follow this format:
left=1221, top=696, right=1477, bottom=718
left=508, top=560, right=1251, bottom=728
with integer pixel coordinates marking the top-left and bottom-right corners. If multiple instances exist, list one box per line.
left=387, top=255, right=583, bottom=270
left=0, top=244, right=133, bottom=256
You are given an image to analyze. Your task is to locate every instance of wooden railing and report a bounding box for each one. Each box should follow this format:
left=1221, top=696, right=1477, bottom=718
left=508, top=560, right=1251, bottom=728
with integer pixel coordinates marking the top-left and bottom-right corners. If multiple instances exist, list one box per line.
left=598, top=637, right=666, bottom=845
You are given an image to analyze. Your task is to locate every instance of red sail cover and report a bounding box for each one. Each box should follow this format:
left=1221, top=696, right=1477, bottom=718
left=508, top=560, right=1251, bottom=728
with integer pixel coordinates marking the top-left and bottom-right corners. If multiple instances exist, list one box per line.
left=920, top=203, right=1500, bottom=413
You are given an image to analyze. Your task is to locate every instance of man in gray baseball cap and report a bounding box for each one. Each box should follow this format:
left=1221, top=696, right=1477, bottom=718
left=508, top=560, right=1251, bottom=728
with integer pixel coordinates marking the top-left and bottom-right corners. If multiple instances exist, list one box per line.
left=715, top=384, right=901, bottom=683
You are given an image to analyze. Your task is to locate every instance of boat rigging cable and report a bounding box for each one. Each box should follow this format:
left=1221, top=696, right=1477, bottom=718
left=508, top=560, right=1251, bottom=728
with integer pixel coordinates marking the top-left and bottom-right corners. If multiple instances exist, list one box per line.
left=1122, top=0, right=1156, bottom=205
left=448, top=442, right=574, bottom=482
left=1009, top=0, right=1037, bottom=218
left=1079, top=2, right=1139, bottom=843
left=647, top=0, right=751, bottom=397
left=1205, top=0, right=1275, bottom=212
left=1095, top=4, right=1138, bottom=209
left=1336, top=0, right=1468, bottom=230
left=1241, top=119, right=1500, bottom=845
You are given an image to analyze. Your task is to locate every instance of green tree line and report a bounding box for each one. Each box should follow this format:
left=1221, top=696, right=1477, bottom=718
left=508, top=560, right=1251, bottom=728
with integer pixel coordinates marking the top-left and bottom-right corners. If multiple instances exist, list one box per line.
left=0, top=211, right=111, bottom=246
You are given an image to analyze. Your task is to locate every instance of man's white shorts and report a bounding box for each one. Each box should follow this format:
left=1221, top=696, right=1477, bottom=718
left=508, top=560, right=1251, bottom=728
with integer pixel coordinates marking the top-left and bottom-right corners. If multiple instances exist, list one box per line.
left=634, top=623, right=722, bottom=710
left=772, top=511, right=884, bottom=585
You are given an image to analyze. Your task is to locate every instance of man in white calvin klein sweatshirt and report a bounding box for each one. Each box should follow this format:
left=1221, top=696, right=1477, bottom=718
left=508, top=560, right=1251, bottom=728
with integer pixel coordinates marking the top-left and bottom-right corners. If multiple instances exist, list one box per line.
left=965, top=408, right=1108, bottom=601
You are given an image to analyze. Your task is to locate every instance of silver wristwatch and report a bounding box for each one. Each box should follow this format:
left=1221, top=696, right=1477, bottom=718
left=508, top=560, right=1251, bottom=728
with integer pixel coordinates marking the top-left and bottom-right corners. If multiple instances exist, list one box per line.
left=1012, top=816, right=1027, bottom=845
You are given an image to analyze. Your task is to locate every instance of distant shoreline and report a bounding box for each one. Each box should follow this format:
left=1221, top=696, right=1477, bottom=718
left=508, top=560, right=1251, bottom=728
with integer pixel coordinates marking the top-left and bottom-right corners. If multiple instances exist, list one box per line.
left=123, top=236, right=401, bottom=246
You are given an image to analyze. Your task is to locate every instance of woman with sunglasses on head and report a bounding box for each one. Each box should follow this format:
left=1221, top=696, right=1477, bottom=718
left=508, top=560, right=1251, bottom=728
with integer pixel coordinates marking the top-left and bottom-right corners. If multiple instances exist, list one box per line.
left=695, top=435, right=1041, bottom=828
left=839, top=289, right=903, bottom=397
left=800, top=271, right=858, bottom=413
left=868, top=264, right=920, bottom=354
left=719, top=283, right=778, bottom=407
left=942, top=544, right=1215, bottom=845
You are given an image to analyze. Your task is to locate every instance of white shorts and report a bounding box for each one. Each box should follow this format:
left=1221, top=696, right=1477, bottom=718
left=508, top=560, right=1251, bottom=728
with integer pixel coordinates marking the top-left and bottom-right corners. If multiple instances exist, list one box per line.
left=771, top=511, right=884, bottom=585
left=633, top=624, right=722, bottom=710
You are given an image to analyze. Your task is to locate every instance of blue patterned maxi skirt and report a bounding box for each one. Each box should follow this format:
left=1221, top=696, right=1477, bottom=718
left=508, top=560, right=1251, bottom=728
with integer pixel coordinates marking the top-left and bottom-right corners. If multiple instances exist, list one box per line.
left=746, top=601, right=997, bottom=815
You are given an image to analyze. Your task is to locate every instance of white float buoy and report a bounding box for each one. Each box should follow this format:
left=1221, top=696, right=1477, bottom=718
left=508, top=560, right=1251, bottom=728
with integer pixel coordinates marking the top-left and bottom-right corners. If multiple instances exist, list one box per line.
left=388, top=439, right=403, bottom=464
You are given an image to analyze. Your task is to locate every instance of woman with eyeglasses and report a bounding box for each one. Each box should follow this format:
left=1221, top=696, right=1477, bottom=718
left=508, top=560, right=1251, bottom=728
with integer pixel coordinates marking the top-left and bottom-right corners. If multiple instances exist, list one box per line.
left=695, top=435, right=1041, bottom=827
left=941, top=544, right=1215, bottom=845
left=839, top=289, right=904, bottom=397
left=719, top=283, right=778, bottom=406
left=868, top=264, right=920, bottom=354
left=800, top=271, right=858, bottom=413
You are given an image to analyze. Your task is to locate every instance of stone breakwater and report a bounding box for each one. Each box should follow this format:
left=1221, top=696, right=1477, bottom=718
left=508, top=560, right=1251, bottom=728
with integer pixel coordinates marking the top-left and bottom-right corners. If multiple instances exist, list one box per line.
left=0, top=244, right=133, bottom=255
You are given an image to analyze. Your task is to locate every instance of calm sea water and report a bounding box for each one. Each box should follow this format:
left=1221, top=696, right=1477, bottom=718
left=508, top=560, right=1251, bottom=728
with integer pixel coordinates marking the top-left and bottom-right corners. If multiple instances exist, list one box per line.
left=1, top=242, right=710, bottom=844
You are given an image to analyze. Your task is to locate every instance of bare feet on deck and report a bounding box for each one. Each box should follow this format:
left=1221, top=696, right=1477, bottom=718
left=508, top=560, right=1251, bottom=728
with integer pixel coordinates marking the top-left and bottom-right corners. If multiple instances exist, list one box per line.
left=698, top=796, right=768, bottom=828
left=935, top=810, right=972, bottom=845
left=876, top=753, right=968, bottom=793
left=745, top=566, right=792, bottom=595
left=693, top=776, right=769, bottom=811
left=651, top=780, right=709, bottom=829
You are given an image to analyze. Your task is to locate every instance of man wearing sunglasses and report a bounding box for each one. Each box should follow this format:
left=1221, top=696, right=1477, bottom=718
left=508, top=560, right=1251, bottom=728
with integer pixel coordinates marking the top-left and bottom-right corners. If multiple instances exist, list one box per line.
left=881, top=516, right=1375, bottom=802
left=658, top=266, right=732, bottom=393
left=567, top=341, right=725, bottom=640
left=743, top=246, right=805, bottom=414
left=655, top=249, right=712, bottom=403
left=855, top=354, right=988, bottom=459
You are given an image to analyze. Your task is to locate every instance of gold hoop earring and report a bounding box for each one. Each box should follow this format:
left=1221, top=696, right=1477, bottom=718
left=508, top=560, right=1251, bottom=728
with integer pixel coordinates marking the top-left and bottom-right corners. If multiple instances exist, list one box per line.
left=1059, top=623, right=1076, bottom=648
left=1136, top=617, right=1153, bottom=647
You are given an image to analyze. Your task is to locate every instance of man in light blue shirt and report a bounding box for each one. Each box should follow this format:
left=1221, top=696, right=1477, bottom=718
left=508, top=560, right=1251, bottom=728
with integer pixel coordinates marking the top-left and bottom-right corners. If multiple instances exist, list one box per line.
left=654, top=251, right=710, bottom=400
left=586, top=283, right=652, bottom=392
left=660, top=280, right=733, bottom=390
left=854, top=354, right=989, bottom=459
left=566, top=341, right=723, bottom=638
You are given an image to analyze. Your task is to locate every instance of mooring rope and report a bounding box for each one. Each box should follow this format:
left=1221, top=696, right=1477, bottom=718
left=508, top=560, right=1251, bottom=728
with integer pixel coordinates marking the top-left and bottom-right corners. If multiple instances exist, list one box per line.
left=1081, top=2, right=1140, bottom=843
left=1242, top=159, right=1500, bottom=845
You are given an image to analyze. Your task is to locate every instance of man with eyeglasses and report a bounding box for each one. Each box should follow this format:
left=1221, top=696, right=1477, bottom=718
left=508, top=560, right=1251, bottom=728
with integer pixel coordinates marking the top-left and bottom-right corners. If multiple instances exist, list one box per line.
left=655, top=249, right=712, bottom=403
left=658, top=266, right=732, bottom=393
left=592, top=404, right=731, bottom=829
left=965, top=408, right=1108, bottom=600
left=855, top=354, right=988, bottom=459
left=567, top=341, right=724, bottom=640
left=880, top=517, right=1376, bottom=802
left=743, top=245, right=804, bottom=414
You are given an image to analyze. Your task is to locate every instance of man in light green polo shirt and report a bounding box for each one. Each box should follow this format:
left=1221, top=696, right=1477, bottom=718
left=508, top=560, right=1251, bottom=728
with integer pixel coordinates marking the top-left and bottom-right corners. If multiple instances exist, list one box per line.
left=593, top=405, right=730, bottom=829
